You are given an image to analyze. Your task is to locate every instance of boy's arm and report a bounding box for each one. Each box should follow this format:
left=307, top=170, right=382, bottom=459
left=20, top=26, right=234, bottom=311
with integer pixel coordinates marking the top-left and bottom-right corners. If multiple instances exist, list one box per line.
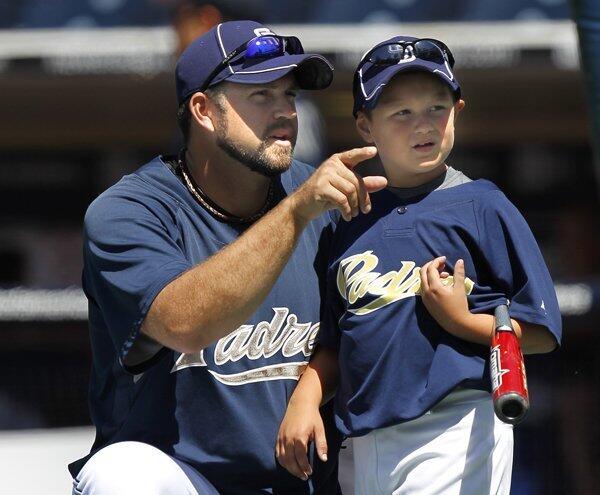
left=420, top=257, right=557, bottom=354
left=276, top=346, right=339, bottom=480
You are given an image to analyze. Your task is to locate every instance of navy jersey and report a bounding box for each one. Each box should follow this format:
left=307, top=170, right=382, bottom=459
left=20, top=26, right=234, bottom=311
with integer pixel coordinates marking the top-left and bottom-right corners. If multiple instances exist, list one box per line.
left=318, top=179, right=562, bottom=438
left=70, top=157, right=341, bottom=495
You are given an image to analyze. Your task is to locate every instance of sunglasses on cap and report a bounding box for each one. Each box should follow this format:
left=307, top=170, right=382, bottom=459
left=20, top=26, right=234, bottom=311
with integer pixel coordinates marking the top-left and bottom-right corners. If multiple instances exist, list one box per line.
left=359, top=38, right=455, bottom=72
left=200, top=35, right=305, bottom=92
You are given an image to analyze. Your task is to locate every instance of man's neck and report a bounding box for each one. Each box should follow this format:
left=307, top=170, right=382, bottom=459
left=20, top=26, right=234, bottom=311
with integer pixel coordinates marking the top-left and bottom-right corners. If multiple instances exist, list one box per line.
left=185, top=145, right=272, bottom=218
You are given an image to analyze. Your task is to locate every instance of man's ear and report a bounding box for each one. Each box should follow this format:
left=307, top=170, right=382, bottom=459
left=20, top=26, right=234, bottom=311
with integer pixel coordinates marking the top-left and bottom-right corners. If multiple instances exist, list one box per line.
left=189, top=92, right=218, bottom=132
left=355, top=111, right=375, bottom=144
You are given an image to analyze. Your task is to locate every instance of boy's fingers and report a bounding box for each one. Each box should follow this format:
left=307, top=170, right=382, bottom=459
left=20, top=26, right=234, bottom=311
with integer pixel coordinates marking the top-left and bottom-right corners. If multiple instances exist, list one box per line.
left=426, top=260, right=442, bottom=287
left=419, top=264, right=429, bottom=293
left=293, top=441, right=312, bottom=479
left=426, top=256, right=446, bottom=287
left=281, top=444, right=304, bottom=479
left=336, top=146, right=378, bottom=168
left=314, top=423, right=329, bottom=463
left=453, top=259, right=466, bottom=290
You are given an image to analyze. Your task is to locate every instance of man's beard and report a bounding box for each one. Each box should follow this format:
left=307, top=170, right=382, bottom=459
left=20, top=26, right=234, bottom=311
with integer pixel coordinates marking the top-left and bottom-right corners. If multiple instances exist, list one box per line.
left=215, top=120, right=295, bottom=178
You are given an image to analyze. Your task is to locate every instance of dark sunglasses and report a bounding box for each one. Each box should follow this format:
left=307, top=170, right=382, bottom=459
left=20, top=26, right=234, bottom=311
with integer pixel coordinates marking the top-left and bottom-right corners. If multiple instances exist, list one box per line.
left=200, top=35, right=305, bottom=92
left=360, top=38, right=455, bottom=71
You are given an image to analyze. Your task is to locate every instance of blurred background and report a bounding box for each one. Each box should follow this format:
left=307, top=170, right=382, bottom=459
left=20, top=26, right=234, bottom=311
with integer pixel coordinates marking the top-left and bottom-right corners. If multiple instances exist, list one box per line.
left=0, top=0, right=598, bottom=494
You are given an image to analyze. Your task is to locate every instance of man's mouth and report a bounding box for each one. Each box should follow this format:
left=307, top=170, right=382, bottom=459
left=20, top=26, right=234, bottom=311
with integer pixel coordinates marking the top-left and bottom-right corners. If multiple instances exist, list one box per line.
left=267, top=129, right=294, bottom=146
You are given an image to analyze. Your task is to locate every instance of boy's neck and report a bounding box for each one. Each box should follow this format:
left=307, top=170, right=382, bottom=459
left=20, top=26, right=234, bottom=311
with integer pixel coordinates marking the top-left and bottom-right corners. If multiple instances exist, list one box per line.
left=386, top=163, right=448, bottom=189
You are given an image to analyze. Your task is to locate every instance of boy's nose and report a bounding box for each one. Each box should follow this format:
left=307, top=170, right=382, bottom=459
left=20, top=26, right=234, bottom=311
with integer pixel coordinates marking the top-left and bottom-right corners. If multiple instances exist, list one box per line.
left=414, top=115, right=435, bottom=133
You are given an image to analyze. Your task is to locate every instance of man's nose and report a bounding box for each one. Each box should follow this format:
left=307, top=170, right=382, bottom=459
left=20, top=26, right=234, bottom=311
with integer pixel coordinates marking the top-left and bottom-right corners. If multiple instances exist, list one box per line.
left=273, top=96, right=297, bottom=120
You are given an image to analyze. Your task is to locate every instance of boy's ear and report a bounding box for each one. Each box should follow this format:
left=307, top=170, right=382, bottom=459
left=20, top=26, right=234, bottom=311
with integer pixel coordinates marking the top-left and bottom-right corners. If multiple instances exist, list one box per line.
left=355, top=112, right=375, bottom=143
left=453, top=99, right=466, bottom=122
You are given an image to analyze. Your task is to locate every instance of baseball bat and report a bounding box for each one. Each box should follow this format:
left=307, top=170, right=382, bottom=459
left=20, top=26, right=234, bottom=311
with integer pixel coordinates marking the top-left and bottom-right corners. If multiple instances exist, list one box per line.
left=490, top=304, right=529, bottom=425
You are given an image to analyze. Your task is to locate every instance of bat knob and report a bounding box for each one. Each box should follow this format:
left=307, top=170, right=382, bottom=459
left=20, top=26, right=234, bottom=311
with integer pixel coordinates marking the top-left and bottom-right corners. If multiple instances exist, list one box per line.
left=494, top=392, right=529, bottom=425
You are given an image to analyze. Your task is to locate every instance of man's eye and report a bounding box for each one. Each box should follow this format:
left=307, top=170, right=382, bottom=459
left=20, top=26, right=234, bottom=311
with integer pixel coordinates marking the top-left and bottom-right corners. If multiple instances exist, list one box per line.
left=252, top=90, right=269, bottom=97
left=286, top=91, right=298, bottom=98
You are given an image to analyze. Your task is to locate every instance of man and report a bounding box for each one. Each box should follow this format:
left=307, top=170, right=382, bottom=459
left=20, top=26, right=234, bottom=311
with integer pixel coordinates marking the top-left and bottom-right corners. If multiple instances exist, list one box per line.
left=169, top=0, right=327, bottom=164
left=69, top=20, right=386, bottom=495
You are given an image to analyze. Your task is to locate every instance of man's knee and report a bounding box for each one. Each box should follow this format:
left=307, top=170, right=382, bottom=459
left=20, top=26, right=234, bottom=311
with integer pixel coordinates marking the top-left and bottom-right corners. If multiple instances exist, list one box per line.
left=72, top=442, right=199, bottom=495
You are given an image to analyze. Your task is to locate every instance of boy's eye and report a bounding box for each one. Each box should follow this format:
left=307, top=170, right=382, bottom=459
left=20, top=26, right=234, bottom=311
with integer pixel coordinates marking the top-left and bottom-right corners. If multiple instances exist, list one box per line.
left=286, top=90, right=298, bottom=99
left=251, top=90, right=269, bottom=98
left=430, top=105, right=446, bottom=112
left=394, top=109, right=410, bottom=117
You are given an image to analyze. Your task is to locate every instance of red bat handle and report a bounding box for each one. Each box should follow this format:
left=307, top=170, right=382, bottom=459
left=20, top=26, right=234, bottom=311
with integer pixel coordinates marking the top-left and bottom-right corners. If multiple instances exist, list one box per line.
left=490, top=304, right=529, bottom=425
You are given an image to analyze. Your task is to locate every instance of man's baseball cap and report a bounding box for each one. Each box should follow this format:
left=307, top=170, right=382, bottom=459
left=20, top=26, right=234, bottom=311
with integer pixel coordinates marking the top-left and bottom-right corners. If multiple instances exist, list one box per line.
left=352, top=35, right=461, bottom=117
left=175, top=20, right=334, bottom=105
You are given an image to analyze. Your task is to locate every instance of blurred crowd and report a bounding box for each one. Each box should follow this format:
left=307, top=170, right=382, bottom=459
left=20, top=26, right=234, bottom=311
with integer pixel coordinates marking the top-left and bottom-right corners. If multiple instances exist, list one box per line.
left=0, top=0, right=571, bottom=28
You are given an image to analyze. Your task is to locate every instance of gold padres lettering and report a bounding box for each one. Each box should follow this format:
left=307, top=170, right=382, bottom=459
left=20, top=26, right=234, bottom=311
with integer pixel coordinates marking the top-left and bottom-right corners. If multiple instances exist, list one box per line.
left=337, top=250, right=474, bottom=315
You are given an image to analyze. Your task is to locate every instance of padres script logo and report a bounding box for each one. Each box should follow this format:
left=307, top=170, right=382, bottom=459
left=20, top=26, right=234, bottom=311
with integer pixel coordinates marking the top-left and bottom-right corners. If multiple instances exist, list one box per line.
left=171, top=308, right=318, bottom=386
left=337, top=250, right=475, bottom=315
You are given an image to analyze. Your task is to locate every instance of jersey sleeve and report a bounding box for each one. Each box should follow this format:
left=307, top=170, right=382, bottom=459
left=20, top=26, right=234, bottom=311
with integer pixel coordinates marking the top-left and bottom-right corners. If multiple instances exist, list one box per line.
left=82, top=184, right=193, bottom=364
left=315, top=220, right=344, bottom=352
left=473, top=190, right=562, bottom=346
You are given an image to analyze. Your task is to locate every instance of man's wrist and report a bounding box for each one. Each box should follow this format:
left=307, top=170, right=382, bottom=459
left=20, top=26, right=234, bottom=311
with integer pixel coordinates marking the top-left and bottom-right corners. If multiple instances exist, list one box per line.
left=281, top=192, right=313, bottom=229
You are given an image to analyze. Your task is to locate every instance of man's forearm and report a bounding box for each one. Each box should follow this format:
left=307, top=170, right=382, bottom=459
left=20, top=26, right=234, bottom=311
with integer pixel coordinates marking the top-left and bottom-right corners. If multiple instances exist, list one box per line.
left=142, top=147, right=386, bottom=353
left=142, top=196, right=309, bottom=353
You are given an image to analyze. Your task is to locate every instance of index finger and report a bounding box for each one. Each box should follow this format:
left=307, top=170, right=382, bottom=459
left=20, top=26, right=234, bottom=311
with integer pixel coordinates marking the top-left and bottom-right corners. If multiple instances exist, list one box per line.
left=336, top=146, right=378, bottom=168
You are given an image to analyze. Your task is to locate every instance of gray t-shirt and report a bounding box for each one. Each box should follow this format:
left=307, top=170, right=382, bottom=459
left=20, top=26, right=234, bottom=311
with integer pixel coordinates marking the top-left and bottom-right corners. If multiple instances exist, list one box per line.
left=387, top=166, right=471, bottom=199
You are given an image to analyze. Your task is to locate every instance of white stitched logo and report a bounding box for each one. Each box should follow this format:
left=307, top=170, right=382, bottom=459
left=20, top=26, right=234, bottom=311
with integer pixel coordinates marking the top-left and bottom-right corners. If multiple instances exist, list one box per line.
left=254, top=27, right=275, bottom=37
left=171, top=308, right=318, bottom=385
left=490, top=345, right=509, bottom=392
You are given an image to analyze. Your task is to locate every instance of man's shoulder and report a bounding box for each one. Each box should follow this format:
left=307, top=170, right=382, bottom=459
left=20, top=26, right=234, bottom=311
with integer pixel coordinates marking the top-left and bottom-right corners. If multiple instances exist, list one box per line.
left=84, top=157, right=180, bottom=230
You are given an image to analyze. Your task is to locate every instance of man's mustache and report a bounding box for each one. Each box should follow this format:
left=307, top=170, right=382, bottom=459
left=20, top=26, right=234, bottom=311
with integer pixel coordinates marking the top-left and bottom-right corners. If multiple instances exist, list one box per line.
left=263, top=122, right=297, bottom=143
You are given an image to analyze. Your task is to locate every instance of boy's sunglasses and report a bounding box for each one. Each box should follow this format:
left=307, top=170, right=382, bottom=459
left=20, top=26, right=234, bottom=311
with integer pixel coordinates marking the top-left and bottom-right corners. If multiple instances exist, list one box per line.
left=200, top=35, right=305, bottom=92
left=359, top=38, right=455, bottom=71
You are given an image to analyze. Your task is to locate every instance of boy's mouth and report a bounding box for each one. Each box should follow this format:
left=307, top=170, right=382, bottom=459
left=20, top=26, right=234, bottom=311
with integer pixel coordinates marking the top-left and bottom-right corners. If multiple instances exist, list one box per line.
left=412, top=141, right=436, bottom=152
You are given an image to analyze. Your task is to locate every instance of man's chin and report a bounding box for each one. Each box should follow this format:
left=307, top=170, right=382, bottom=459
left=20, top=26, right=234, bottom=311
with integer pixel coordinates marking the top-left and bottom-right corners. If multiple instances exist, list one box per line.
left=263, top=145, right=294, bottom=171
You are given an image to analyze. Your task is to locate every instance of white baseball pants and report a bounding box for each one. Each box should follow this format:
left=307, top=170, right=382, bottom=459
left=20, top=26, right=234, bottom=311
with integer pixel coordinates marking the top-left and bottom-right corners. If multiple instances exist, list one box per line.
left=352, top=388, right=514, bottom=495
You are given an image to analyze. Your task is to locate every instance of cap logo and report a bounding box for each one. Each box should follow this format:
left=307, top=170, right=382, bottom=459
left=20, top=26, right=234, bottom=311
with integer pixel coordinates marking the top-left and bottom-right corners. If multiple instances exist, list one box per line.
left=254, top=27, right=275, bottom=37
left=398, top=45, right=416, bottom=64
left=434, top=59, right=455, bottom=82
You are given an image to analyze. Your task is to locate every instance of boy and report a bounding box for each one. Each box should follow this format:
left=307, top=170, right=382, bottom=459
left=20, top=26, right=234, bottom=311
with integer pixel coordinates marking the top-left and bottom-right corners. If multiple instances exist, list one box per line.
left=276, top=36, right=562, bottom=494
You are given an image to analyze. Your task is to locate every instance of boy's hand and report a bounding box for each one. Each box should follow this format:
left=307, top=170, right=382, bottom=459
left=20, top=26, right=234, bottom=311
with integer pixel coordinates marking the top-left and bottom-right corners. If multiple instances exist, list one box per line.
left=420, top=257, right=471, bottom=334
left=289, top=146, right=387, bottom=223
left=276, top=401, right=328, bottom=481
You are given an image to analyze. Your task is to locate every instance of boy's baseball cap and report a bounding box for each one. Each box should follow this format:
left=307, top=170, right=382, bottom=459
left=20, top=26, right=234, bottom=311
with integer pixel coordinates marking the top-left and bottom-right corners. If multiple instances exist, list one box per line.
left=352, top=35, right=461, bottom=117
left=176, top=20, right=334, bottom=105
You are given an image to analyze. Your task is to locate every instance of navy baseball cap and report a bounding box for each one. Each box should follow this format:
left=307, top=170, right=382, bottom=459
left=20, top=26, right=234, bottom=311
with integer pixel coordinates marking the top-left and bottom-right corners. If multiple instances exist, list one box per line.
left=175, top=20, right=334, bottom=105
left=353, top=36, right=461, bottom=117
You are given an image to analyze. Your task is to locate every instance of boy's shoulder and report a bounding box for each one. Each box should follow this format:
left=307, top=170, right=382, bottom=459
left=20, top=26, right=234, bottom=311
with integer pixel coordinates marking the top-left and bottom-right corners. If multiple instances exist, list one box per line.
left=369, top=178, right=507, bottom=208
